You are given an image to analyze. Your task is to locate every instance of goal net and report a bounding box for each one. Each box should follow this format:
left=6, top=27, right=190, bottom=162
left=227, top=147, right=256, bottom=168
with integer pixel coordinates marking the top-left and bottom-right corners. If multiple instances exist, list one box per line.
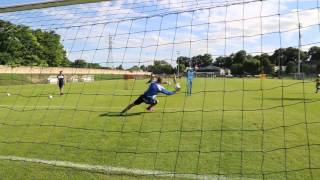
left=0, top=0, right=320, bottom=179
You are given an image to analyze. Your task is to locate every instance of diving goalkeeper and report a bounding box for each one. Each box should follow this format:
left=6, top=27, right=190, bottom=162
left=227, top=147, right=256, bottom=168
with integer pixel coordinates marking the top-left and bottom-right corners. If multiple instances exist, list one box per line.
left=121, top=77, right=179, bottom=114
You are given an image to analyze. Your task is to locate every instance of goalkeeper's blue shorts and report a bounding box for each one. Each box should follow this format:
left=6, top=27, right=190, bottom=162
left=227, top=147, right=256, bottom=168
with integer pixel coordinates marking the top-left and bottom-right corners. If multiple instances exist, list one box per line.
left=134, top=95, right=157, bottom=105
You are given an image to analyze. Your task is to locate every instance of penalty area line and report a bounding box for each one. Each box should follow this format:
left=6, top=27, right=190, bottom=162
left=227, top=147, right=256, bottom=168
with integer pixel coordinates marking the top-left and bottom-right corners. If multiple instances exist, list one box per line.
left=0, top=155, right=228, bottom=180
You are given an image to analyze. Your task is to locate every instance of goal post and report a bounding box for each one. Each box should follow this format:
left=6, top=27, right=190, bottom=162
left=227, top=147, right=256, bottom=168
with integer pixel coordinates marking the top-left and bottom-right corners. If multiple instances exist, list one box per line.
left=0, top=0, right=319, bottom=179
left=0, top=0, right=112, bottom=13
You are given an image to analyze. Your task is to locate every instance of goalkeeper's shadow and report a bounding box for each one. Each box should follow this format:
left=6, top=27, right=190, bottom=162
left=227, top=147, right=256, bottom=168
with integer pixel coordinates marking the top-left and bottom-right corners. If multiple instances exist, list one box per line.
left=255, top=97, right=320, bottom=102
left=100, top=112, right=144, bottom=117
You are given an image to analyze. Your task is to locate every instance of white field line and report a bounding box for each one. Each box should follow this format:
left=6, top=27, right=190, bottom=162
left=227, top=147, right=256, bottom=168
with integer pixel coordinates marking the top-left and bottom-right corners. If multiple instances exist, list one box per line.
left=0, top=155, right=243, bottom=180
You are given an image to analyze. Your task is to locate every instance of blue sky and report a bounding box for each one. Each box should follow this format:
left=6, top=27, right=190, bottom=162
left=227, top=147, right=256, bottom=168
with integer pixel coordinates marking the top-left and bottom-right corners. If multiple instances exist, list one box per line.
left=0, top=0, right=320, bottom=68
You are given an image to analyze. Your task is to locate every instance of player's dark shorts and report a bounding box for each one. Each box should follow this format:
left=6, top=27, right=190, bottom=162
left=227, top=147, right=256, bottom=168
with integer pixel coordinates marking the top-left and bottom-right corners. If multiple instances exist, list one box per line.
left=58, top=82, right=64, bottom=88
left=134, top=95, right=157, bottom=105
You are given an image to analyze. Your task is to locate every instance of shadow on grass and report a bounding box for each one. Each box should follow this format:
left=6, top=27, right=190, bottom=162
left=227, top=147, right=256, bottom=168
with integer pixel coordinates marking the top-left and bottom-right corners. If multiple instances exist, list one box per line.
left=100, top=112, right=144, bottom=117
left=260, top=97, right=320, bottom=101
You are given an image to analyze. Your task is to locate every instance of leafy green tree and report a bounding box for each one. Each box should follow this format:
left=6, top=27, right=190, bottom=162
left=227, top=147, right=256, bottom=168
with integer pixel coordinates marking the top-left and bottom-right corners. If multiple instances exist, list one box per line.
left=213, top=56, right=233, bottom=68
left=190, top=53, right=213, bottom=67
left=233, top=50, right=247, bottom=64
left=243, top=58, right=260, bottom=75
left=148, top=60, right=174, bottom=74
left=316, top=62, right=320, bottom=73
left=140, top=65, right=146, bottom=71
left=271, top=47, right=307, bottom=66
left=177, top=63, right=185, bottom=74
left=286, top=61, right=296, bottom=74
left=128, top=65, right=140, bottom=72
left=230, top=63, right=244, bottom=75
left=255, top=53, right=273, bottom=74
left=177, top=56, right=190, bottom=67
left=0, top=20, right=70, bottom=67
left=308, top=46, right=320, bottom=63
left=301, top=63, right=313, bottom=74
left=73, top=59, right=87, bottom=68
left=87, top=63, right=101, bottom=68
left=116, top=64, right=123, bottom=70
left=34, top=30, right=69, bottom=66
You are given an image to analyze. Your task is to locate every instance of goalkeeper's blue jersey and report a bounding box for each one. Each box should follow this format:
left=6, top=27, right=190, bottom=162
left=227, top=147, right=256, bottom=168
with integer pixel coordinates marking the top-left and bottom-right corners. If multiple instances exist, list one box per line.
left=144, top=82, right=175, bottom=99
left=187, top=70, right=194, bottom=80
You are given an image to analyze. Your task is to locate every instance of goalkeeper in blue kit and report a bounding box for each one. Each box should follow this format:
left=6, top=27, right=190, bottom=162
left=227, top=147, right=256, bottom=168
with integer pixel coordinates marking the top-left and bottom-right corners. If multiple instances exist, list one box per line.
left=121, top=77, right=179, bottom=114
left=186, top=68, right=194, bottom=96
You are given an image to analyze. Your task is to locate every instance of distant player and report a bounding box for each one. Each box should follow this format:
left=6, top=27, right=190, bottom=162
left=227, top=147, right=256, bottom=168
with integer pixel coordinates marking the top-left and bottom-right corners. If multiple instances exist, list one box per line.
left=57, top=71, right=65, bottom=95
left=316, top=75, right=320, bottom=93
left=186, top=67, right=194, bottom=96
left=173, top=74, right=177, bottom=84
left=121, top=77, right=179, bottom=114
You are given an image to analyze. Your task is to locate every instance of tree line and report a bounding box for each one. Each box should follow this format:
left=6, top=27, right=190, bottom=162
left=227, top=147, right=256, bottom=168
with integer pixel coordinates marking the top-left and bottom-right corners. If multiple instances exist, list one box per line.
left=213, top=47, right=320, bottom=76
left=134, top=47, right=320, bottom=76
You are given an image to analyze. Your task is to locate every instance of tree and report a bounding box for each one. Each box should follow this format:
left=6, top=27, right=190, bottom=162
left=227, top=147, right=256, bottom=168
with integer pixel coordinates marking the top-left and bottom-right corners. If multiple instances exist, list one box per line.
left=233, top=50, right=247, bottom=64
left=308, top=46, right=320, bottom=63
left=73, top=59, right=87, bottom=68
left=271, top=47, right=307, bottom=66
left=128, top=65, right=140, bottom=72
left=116, top=64, right=123, bottom=70
left=230, top=63, right=244, bottom=75
left=243, top=58, right=260, bottom=75
left=177, top=63, right=185, bottom=74
left=177, top=56, right=190, bottom=67
left=140, top=65, right=146, bottom=71
left=214, top=56, right=233, bottom=68
left=256, top=53, right=273, bottom=74
left=87, top=63, right=101, bottom=68
left=190, top=54, right=213, bottom=67
left=286, top=61, right=296, bottom=74
left=316, top=63, right=320, bottom=73
left=148, top=60, right=174, bottom=74
left=301, top=63, right=313, bottom=75
left=0, top=20, right=70, bottom=67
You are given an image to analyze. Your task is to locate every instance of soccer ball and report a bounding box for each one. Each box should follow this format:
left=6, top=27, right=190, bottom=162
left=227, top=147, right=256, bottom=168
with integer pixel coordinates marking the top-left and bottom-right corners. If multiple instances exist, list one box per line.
left=175, top=83, right=181, bottom=91
left=7, top=93, right=11, bottom=96
left=49, top=95, right=53, bottom=99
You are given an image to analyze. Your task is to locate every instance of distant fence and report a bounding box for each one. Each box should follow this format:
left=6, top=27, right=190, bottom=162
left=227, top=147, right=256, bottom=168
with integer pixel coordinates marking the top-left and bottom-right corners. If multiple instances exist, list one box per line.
left=0, top=65, right=150, bottom=75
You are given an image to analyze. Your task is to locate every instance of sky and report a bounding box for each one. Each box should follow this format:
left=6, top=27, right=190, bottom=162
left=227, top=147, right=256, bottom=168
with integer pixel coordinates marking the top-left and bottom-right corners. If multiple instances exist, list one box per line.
left=0, top=0, right=320, bottom=68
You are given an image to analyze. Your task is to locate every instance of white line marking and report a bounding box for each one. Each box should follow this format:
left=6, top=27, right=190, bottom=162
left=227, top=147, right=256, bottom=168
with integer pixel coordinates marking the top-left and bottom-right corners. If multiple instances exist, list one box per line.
left=0, top=155, right=234, bottom=180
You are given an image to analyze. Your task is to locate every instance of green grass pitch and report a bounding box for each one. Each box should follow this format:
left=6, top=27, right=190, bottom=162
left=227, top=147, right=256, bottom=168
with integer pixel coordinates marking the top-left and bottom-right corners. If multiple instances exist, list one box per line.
left=0, top=77, right=319, bottom=179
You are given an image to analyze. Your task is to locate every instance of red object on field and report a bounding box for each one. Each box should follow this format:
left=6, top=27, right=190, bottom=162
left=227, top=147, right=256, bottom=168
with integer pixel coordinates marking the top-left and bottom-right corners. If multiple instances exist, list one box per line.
left=123, top=74, right=135, bottom=80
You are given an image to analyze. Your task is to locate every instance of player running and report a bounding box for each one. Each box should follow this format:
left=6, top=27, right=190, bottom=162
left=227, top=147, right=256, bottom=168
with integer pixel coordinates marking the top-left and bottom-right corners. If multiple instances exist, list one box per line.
left=121, top=77, right=179, bottom=114
left=186, top=67, right=194, bottom=96
left=57, top=71, right=65, bottom=95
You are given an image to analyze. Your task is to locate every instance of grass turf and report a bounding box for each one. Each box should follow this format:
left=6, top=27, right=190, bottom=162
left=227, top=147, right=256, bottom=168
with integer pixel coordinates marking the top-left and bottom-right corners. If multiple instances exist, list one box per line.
left=0, top=77, right=319, bottom=179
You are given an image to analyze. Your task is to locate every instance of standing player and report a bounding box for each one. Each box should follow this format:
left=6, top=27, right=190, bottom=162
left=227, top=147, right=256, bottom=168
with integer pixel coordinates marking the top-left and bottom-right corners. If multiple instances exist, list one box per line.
left=186, top=67, right=194, bottom=96
left=316, top=75, right=320, bottom=93
left=57, top=71, right=65, bottom=95
left=121, top=77, right=179, bottom=114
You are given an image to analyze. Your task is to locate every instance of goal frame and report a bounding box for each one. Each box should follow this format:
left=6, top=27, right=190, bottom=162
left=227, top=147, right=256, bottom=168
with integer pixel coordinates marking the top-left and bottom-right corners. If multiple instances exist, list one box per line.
left=0, top=0, right=111, bottom=13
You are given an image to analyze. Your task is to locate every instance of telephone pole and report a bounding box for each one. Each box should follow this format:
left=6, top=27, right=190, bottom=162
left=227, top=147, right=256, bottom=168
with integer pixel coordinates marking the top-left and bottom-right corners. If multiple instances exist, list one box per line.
left=108, top=34, right=113, bottom=68
left=298, top=23, right=302, bottom=77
